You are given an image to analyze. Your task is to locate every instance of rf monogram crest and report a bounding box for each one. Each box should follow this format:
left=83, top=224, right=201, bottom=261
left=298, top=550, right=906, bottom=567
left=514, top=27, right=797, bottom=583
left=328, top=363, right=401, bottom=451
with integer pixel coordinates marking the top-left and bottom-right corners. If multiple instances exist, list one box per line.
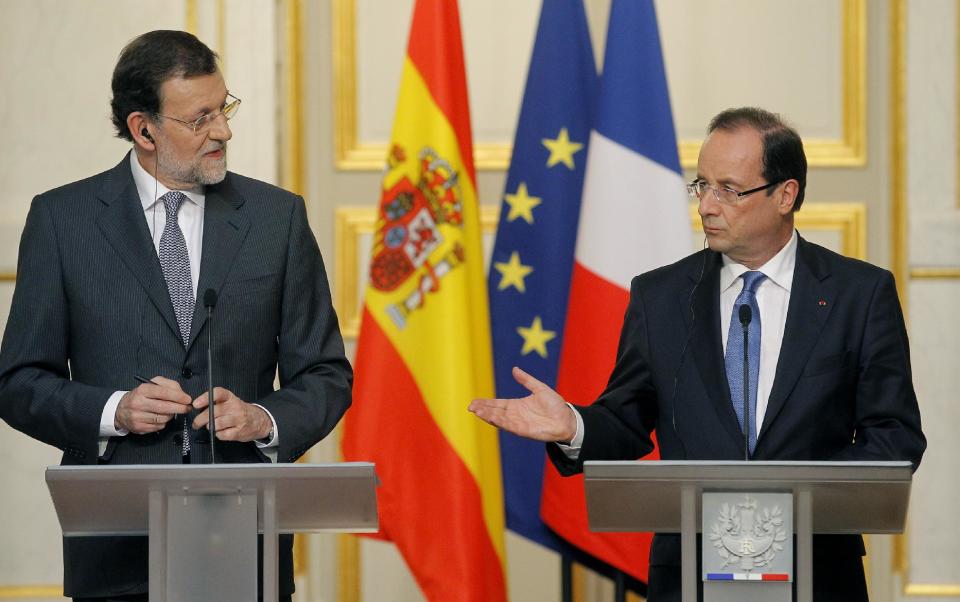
left=708, top=495, right=788, bottom=571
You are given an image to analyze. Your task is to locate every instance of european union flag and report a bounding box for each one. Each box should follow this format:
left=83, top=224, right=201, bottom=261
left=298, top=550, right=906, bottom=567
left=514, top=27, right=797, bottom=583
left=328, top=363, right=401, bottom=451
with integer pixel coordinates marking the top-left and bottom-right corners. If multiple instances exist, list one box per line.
left=488, top=0, right=597, bottom=550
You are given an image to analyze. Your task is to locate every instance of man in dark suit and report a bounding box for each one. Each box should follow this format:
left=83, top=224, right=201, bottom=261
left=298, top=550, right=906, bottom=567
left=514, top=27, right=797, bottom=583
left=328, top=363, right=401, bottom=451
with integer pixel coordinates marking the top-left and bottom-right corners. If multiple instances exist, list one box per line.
left=0, top=31, right=352, bottom=601
left=470, top=107, right=925, bottom=601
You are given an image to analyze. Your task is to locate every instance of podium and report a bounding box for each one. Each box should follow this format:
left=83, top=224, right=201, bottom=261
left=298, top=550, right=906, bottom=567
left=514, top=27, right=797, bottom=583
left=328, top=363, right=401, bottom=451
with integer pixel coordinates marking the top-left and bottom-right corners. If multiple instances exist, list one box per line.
left=46, top=463, right=378, bottom=602
left=583, top=461, right=912, bottom=602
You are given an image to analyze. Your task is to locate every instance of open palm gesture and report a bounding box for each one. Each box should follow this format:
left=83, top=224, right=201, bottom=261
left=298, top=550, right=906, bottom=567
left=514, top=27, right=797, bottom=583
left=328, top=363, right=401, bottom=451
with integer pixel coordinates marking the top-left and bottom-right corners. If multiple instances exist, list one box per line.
left=468, top=367, right=577, bottom=443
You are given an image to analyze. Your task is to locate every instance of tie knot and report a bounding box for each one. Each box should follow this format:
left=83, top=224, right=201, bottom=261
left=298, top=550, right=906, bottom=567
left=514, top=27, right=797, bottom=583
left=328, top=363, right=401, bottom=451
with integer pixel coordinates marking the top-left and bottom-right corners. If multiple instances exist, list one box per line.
left=741, top=271, right=767, bottom=294
left=161, top=191, right=187, bottom=219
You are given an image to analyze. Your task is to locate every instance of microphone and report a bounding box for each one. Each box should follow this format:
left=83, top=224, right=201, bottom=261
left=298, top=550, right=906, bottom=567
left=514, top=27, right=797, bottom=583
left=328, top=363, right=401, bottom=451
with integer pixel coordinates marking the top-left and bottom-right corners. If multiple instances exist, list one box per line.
left=204, top=288, right=218, bottom=463
left=738, top=304, right=752, bottom=461
left=203, top=288, right=217, bottom=308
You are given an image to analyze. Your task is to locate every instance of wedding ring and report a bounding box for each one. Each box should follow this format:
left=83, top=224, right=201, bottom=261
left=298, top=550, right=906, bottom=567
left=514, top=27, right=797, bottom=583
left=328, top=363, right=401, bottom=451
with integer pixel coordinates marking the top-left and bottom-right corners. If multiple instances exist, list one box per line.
left=153, top=413, right=159, bottom=425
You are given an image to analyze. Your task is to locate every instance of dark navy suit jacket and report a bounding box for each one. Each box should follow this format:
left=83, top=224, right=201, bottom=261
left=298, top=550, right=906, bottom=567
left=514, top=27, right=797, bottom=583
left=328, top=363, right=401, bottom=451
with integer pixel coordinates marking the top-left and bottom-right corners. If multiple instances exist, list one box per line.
left=0, top=154, right=353, bottom=598
left=549, top=235, right=926, bottom=601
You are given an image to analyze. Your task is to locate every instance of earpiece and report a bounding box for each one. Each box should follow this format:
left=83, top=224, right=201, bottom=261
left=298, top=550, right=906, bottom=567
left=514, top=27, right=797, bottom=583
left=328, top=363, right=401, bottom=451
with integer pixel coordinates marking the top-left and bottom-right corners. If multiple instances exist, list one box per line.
left=141, top=128, right=154, bottom=142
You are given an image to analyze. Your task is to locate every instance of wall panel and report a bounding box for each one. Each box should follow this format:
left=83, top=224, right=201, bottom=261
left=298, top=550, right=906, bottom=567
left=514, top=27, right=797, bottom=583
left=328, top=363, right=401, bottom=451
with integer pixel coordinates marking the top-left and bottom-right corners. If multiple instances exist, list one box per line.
left=901, top=0, right=960, bottom=597
left=334, top=0, right=865, bottom=170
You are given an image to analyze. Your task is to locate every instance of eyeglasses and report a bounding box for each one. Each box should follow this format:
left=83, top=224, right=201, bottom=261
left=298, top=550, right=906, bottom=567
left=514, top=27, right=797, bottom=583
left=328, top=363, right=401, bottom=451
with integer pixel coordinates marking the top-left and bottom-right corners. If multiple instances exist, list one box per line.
left=155, top=92, right=241, bottom=135
left=687, top=179, right=782, bottom=205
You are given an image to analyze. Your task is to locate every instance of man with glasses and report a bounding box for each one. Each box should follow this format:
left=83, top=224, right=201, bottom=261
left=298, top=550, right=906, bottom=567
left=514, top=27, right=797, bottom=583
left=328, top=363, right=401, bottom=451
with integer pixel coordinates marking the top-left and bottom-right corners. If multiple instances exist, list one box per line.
left=470, top=107, right=925, bottom=601
left=0, top=31, right=351, bottom=601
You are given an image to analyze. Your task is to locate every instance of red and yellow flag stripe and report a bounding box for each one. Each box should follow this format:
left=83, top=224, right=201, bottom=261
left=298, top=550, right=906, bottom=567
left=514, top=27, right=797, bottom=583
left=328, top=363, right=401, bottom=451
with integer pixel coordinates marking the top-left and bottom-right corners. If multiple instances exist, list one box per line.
left=342, top=1, right=506, bottom=600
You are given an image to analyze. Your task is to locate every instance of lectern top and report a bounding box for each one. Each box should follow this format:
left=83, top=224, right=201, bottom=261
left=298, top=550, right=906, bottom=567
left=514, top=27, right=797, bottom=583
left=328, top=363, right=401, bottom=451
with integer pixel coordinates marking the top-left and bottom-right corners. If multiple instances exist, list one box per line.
left=583, top=460, right=912, bottom=534
left=46, top=462, right=379, bottom=536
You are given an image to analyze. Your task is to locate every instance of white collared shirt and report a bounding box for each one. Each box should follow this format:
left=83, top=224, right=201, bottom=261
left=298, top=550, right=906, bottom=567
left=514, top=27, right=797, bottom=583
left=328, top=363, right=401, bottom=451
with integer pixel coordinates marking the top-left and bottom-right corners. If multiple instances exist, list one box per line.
left=719, top=229, right=797, bottom=434
left=561, top=229, right=799, bottom=453
left=130, top=151, right=205, bottom=295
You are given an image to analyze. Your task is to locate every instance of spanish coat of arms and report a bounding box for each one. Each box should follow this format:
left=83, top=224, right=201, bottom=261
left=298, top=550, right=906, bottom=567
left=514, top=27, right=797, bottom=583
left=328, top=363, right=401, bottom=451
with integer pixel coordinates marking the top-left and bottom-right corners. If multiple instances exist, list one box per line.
left=370, top=144, right=466, bottom=329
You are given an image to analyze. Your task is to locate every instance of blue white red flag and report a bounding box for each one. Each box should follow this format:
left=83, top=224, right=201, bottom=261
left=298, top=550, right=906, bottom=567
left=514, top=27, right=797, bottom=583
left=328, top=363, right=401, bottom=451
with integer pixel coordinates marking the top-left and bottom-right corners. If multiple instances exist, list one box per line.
left=540, top=0, right=690, bottom=583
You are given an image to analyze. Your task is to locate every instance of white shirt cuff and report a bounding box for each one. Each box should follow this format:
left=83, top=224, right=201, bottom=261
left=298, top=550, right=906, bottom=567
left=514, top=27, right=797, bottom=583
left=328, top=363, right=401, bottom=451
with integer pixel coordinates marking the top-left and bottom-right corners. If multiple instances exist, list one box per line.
left=555, top=403, right=584, bottom=459
left=100, top=391, right=130, bottom=437
left=252, top=404, right=279, bottom=448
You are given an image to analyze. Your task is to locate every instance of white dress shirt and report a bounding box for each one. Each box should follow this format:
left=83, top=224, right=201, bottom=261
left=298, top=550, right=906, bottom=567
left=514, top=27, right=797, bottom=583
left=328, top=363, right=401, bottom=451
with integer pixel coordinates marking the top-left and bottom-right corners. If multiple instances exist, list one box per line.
left=98, top=153, right=277, bottom=452
left=560, top=230, right=798, bottom=455
left=719, top=229, right=797, bottom=433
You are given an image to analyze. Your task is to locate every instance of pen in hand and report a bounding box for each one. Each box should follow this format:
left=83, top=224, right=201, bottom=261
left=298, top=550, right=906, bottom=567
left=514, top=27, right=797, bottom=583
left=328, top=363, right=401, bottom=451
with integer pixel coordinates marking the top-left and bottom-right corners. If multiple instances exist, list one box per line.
left=134, top=375, right=195, bottom=430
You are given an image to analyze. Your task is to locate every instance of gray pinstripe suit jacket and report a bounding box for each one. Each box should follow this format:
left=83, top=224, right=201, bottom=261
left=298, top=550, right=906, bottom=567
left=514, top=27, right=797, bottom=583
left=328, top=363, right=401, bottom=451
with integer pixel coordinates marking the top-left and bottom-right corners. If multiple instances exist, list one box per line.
left=0, top=154, right=353, bottom=597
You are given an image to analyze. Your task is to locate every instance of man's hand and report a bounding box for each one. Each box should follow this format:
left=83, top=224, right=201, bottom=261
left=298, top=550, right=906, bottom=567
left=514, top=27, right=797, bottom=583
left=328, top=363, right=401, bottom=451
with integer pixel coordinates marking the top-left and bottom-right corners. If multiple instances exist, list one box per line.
left=468, top=367, right=577, bottom=443
left=115, top=376, right=192, bottom=434
left=192, top=387, right=272, bottom=442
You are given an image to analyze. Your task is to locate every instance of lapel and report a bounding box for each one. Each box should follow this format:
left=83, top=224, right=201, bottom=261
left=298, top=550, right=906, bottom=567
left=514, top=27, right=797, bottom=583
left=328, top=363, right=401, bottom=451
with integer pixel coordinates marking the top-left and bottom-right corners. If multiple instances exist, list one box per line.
left=758, top=235, right=835, bottom=440
left=96, top=154, right=182, bottom=341
left=186, top=175, right=250, bottom=351
left=684, top=251, right=747, bottom=447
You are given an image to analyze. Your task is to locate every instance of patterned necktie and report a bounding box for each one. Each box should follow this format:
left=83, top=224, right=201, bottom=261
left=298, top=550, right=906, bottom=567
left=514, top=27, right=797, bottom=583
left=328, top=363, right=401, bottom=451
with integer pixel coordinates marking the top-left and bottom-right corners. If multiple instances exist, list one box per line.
left=724, top=270, right=767, bottom=455
left=159, top=191, right=195, bottom=346
left=158, top=191, right=194, bottom=457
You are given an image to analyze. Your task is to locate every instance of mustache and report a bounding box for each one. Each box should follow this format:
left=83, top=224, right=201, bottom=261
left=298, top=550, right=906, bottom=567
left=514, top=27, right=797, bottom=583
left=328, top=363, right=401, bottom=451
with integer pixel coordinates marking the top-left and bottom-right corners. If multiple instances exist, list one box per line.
left=203, top=142, right=227, bottom=154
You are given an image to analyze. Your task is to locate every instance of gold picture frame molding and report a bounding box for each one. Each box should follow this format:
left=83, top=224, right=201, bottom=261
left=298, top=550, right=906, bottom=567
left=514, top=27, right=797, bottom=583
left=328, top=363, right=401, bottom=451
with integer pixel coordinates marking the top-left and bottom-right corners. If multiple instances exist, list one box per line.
left=894, top=0, right=960, bottom=593
left=0, top=586, right=63, bottom=599
left=332, top=0, right=866, bottom=171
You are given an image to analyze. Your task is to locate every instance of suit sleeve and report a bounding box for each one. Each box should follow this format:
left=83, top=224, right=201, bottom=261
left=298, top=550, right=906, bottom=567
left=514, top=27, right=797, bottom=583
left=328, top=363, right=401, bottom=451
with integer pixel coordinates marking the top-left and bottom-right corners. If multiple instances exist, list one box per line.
left=832, top=270, right=926, bottom=470
left=255, top=197, right=353, bottom=463
left=0, top=196, right=114, bottom=461
left=547, top=276, right=658, bottom=475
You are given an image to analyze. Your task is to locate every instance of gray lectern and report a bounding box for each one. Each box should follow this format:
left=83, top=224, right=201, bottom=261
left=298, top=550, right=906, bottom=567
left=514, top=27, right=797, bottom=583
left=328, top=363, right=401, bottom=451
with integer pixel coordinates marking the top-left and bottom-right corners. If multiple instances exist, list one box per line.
left=583, top=461, right=912, bottom=602
left=46, top=463, right=378, bottom=602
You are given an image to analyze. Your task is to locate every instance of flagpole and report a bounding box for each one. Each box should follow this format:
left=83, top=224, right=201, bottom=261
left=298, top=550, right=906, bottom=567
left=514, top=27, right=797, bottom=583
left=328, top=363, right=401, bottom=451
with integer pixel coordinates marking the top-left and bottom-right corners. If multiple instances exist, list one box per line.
left=561, top=556, right=573, bottom=602
left=614, top=570, right=627, bottom=602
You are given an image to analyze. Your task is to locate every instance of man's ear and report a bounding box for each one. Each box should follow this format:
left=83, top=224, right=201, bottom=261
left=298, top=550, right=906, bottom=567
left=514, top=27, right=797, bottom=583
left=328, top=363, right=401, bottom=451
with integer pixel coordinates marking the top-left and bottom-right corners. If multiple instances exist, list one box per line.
left=127, top=112, right=154, bottom=150
left=777, top=180, right=799, bottom=215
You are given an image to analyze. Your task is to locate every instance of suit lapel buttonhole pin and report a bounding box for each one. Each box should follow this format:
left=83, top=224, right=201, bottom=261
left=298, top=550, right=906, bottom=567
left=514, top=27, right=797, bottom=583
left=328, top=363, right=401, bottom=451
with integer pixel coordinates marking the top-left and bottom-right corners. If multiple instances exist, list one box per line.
left=818, top=299, right=827, bottom=307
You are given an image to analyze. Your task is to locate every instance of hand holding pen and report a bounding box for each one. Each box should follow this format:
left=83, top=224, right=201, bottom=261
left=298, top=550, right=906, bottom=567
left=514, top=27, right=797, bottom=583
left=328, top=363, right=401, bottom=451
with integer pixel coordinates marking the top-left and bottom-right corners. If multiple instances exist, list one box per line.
left=113, top=375, right=192, bottom=435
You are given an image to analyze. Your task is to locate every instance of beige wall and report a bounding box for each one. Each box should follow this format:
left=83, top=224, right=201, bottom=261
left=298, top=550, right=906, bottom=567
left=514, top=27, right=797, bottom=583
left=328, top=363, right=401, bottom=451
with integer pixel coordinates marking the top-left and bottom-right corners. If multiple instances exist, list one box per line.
left=0, top=0, right=956, bottom=600
left=899, top=0, right=960, bottom=598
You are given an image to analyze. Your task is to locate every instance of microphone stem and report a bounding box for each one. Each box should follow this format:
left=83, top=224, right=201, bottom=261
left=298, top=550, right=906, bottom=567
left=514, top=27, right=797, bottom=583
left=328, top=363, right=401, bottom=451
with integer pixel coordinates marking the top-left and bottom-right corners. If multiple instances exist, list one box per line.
left=207, top=305, right=216, bottom=463
left=742, top=323, right=750, bottom=461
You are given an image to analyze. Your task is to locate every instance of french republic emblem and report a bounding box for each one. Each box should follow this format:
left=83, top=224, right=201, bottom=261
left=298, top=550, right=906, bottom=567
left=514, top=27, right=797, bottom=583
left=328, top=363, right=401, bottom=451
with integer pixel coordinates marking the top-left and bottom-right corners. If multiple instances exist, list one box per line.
left=709, top=495, right=788, bottom=571
left=370, top=144, right=466, bottom=329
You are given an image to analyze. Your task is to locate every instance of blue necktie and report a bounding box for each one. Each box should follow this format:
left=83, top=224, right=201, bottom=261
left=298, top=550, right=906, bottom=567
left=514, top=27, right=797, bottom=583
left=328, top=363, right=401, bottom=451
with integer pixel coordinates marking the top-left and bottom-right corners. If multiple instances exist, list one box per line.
left=158, top=191, right=194, bottom=457
left=724, top=271, right=766, bottom=454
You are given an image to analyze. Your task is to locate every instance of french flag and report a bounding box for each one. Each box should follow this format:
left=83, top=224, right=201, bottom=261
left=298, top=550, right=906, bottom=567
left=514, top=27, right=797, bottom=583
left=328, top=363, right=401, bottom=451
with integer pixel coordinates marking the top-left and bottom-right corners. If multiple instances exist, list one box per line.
left=540, top=0, right=690, bottom=584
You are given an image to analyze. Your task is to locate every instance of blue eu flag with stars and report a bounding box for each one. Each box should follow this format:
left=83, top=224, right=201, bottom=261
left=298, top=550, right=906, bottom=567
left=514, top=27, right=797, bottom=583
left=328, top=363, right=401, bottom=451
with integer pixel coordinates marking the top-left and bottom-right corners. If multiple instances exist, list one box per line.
left=488, top=0, right=597, bottom=550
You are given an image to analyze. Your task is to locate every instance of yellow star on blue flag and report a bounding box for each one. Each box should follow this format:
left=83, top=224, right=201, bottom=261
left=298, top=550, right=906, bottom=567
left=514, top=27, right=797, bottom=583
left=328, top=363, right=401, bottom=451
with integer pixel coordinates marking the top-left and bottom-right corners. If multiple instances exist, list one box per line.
left=494, top=251, right=534, bottom=292
left=542, top=127, right=584, bottom=169
left=516, top=316, right=557, bottom=358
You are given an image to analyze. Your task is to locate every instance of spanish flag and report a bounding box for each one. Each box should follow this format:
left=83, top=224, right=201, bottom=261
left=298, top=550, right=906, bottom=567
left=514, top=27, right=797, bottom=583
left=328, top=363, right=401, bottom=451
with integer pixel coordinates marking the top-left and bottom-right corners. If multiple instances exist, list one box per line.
left=340, top=1, right=506, bottom=600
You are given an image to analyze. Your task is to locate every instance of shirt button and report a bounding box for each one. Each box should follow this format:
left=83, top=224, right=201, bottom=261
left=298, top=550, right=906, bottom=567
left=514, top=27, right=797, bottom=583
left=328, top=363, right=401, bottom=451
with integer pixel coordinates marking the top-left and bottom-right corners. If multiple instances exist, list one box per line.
left=182, top=367, right=193, bottom=379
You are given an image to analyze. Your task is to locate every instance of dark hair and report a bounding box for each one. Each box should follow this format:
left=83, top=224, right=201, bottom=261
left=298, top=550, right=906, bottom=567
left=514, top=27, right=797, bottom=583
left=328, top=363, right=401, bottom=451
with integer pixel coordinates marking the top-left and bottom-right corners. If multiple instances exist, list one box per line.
left=110, top=30, right=219, bottom=141
left=708, top=107, right=807, bottom=211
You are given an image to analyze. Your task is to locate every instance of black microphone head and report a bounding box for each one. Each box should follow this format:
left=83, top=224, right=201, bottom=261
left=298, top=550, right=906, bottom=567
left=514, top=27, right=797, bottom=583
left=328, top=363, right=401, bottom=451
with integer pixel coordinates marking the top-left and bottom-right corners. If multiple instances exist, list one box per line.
left=739, top=304, right=752, bottom=326
left=203, top=288, right=218, bottom=309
